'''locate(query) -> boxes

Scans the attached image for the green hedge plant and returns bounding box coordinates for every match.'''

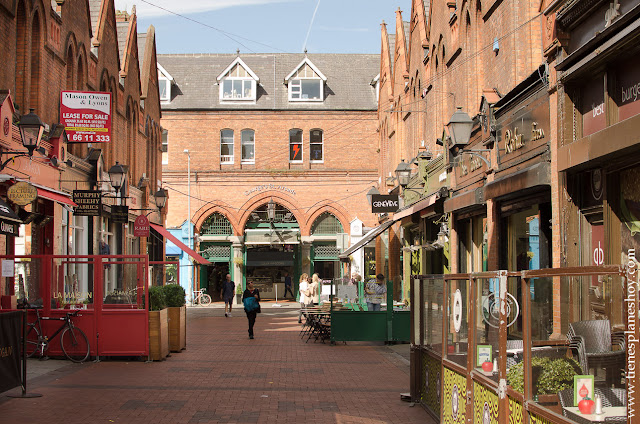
[163,284,186,307]
[148,286,167,311]
[507,356,581,395]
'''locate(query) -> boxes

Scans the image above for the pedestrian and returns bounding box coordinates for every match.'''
[242,281,261,339]
[298,273,311,323]
[309,273,320,305]
[364,273,387,311]
[283,271,294,299]
[220,273,235,317]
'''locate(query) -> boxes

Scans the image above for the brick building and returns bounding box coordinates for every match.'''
[0,1,163,303]
[158,53,379,301]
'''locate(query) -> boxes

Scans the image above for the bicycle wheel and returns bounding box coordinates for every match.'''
[200,294,212,306]
[60,326,90,363]
[24,324,41,358]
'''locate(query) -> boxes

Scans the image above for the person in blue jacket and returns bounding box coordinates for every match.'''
[242,281,261,339]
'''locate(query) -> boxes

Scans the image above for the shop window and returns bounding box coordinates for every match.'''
[241,129,255,163]
[422,276,444,351]
[289,128,303,162]
[310,129,323,162]
[578,75,605,138]
[220,129,234,163]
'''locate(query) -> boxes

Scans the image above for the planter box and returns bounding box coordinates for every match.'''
[536,393,561,415]
[168,305,186,352]
[149,308,169,361]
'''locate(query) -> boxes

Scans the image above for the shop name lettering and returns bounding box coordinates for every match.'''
[622,81,640,104]
[459,156,483,176]
[627,248,638,418]
[503,122,545,154]
[1,221,17,234]
[75,192,101,210]
[244,185,296,196]
[372,199,398,208]
[62,92,109,107]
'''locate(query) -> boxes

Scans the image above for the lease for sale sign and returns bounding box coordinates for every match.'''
[61,91,111,143]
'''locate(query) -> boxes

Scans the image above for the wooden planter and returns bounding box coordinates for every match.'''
[168,305,186,352]
[536,393,561,414]
[149,308,169,361]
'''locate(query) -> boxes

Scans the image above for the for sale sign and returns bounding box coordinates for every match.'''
[61,91,111,143]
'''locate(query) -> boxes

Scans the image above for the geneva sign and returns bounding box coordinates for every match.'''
[371,194,399,213]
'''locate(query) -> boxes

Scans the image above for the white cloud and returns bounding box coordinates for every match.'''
[114,0,296,18]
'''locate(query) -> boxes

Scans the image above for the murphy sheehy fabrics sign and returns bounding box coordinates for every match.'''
[244,185,296,196]
[371,195,399,213]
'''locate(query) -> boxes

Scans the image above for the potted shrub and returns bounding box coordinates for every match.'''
[163,284,186,352]
[507,356,581,413]
[236,281,243,304]
[148,286,169,361]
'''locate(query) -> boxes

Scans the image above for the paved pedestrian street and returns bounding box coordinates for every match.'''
[1,306,433,424]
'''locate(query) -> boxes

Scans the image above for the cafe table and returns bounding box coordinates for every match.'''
[562,406,626,424]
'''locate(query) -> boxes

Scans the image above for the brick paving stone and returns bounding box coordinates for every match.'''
[0,307,435,424]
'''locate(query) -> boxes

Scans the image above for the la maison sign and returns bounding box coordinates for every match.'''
[371,194,399,213]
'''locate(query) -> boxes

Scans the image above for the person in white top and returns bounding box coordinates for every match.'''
[309,273,320,305]
[298,273,311,324]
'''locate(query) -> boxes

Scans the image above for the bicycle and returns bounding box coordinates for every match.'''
[25,307,91,363]
[193,288,212,306]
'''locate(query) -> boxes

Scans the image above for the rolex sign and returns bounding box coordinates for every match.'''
[371,194,399,213]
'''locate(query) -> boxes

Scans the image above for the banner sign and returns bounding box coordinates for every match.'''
[73,190,102,216]
[111,205,129,223]
[0,311,22,393]
[60,91,111,143]
[133,215,150,237]
[371,194,399,213]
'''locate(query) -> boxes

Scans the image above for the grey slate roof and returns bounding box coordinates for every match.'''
[89,0,101,39]
[117,21,129,66]
[157,53,379,111]
[138,33,147,65]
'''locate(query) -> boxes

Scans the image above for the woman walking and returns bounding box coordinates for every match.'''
[242,281,261,339]
[298,273,310,323]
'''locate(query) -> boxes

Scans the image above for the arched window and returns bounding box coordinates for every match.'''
[289,128,302,162]
[310,129,323,162]
[311,212,343,235]
[201,213,233,235]
[29,10,42,112]
[76,55,84,90]
[241,129,255,163]
[220,129,234,163]
[66,46,74,90]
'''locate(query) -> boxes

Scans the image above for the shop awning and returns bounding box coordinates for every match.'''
[36,187,78,207]
[150,223,211,265]
[393,192,439,220]
[339,219,396,259]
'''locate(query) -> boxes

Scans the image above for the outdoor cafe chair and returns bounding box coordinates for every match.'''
[567,320,625,386]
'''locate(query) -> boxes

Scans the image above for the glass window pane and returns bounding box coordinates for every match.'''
[310,129,322,143]
[290,143,302,161]
[223,80,232,98]
[289,129,302,143]
[301,80,321,100]
[159,80,167,99]
[242,130,254,143]
[310,143,322,161]
[232,80,242,98]
[243,81,253,98]
[242,144,254,160]
[422,277,444,353]
[446,279,468,367]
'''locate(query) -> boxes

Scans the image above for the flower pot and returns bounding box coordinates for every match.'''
[167,305,186,352]
[149,308,169,361]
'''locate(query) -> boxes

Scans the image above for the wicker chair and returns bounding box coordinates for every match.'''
[558,387,626,424]
[567,320,625,387]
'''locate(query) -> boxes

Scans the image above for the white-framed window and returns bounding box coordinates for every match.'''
[220,129,234,164]
[157,64,174,103]
[310,129,323,162]
[161,129,168,165]
[289,128,303,162]
[241,129,255,163]
[285,59,326,102]
[159,77,171,102]
[217,58,259,102]
[127,220,139,255]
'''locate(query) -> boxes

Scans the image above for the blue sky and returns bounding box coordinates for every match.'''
[114,0,412,54]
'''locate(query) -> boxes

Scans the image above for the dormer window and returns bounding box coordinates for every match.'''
[157,63,174,103]
[217,57,259,102]
[285,58,327,102]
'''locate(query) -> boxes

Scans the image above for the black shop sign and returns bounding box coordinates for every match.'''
[371,195,399,213]
[73,190,102,216]
[111,205,129,223]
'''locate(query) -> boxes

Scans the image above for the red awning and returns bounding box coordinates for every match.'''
[36,188,78,207]
[150,223,210,265]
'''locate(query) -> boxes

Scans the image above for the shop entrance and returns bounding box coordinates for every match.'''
[206,263,230,302]
[243,201,300,299]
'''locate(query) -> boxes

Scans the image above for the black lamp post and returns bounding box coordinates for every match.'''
[18,109,46,156]
[108,161,126,197]
[154,188,167,211]
[446,107,474,149]
[394,159,412,188]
